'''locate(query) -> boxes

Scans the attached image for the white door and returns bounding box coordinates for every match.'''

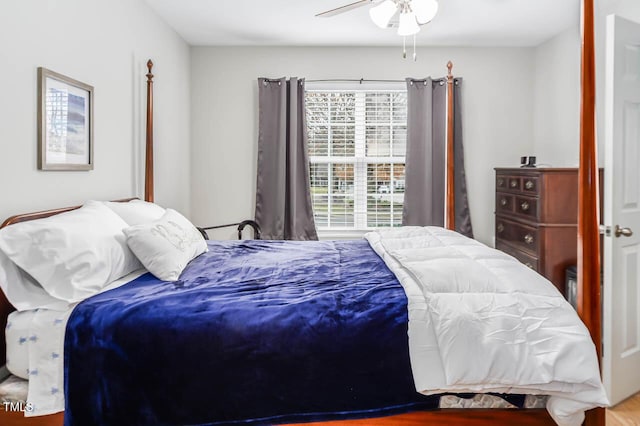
[603,14,640,406]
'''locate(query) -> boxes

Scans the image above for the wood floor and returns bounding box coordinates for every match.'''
[0,402,636,426]
[607,393,640,425]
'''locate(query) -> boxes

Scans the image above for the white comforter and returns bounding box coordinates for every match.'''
[365,227,608,426]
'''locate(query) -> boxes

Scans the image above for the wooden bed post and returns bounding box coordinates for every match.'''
[578,0,605,425]
[145,60,155,203]
[445,61,455,230]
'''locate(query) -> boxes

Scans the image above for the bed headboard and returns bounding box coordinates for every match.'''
[1,198,138,228]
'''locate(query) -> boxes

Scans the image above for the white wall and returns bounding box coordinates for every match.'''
[532,25,581,167]
[0,0,191,222]
[190,46,536,245]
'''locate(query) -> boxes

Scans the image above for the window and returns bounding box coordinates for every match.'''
[305,86,407,232]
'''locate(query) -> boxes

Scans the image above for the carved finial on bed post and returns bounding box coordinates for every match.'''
[146,60,154,80]
[145,60,154,203]
[445,61,455,231]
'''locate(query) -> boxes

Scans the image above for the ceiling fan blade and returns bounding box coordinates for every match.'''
[315,0,374,17]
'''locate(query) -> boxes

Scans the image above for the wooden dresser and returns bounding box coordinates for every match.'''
[494,168,579,296]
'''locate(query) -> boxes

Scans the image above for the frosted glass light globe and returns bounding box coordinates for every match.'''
[369,0,397,28]
[398,11,420,36]
[411,0,438,24]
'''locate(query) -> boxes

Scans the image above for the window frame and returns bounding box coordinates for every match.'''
[305,82,407,238]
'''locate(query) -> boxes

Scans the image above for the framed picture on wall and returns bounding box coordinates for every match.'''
[38,67,94,171]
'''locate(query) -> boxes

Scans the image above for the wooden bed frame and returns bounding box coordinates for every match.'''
[0,1,604,424]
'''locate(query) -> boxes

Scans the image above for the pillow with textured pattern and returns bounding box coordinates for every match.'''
[123,209,207,281]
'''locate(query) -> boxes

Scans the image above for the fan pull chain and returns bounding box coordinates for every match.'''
[403,36,407,59]
[413,34,417,61]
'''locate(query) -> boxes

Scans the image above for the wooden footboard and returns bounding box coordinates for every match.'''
[285,409,556,426]
[0,408,554,426]
[0,409,63,426]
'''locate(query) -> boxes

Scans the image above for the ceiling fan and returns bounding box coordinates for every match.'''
[315,0,439,60]
[315,0,439,36]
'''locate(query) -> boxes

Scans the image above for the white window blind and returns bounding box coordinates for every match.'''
[305,87,407,230]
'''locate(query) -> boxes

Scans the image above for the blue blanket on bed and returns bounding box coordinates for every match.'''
[63,240,435,425]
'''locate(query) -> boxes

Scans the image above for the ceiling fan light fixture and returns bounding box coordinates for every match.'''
[369,0,397,29]
[411,0,439,24]
[397,10,420,36]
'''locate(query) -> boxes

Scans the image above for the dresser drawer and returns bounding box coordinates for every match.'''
[496,241,539,271]
[495,218,539,254]
[496,193,514,215]
[496,173,540,195]
[514,195,538,220]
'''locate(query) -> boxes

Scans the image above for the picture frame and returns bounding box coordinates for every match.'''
[38,67,94,171]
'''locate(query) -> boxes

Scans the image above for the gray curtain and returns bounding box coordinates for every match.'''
[402,77,473,238]
[454,79,473,238]
[403,78,446,226]
[254,77,318,240]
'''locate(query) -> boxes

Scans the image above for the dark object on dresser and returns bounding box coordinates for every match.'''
[520,156,537,168]
[494,168,580,296]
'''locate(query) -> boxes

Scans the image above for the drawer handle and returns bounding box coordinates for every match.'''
[500,198,508,207]
[498,178,505,187]
[510,180,518,188]
[520,201,530,211]
[524,234,534,244]
[525,262,534,269]
[525,180,534,190]
[497,223,504,233]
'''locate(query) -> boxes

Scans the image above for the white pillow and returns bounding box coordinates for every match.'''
[104,199,166,226]
[123,209,207,281]
[0,250,70,311]
[0,201,141,303]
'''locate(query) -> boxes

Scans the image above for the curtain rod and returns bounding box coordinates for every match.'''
[260,78,404,84]
[307,79,404,83]
[306,77,461,83]
[261,77,461,85]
